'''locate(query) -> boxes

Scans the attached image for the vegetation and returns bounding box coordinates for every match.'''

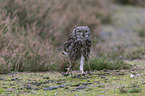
[0,0,145,95]
[115,0,145,6]
[0,0,119,74]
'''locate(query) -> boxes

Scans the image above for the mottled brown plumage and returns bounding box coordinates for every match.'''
[63,26,91,74]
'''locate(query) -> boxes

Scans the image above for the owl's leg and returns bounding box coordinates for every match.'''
[80,54,85,74]
[66,60,72,75]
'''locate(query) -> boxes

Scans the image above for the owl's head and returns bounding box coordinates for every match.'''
[73,26,91,41]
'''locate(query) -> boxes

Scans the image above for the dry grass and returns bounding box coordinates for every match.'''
[0,0,118,74]
[0,9,56,73]
[1,0,112,45]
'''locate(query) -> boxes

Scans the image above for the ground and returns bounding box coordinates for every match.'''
[0,3,145,96]
[0,62,145,96]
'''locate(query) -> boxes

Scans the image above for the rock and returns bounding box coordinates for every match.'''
[43,86,58,91]
[81,83,92,86]
[32,90,37,94]
[85,88,93,91]
[59,85,66,88]
[118,72,124,75]
[36,83,41,86]
[25,85,32,90]
[27,79,31,81]
[57,82,61,85]
[76,86,86,90]
[34,88,40,90]
[9,83,14,86]
[64,87,69,89]
[81,77,87,80]
[2,87,7,89]
[43,80,53,84]
[130,74,135,78]
[18,87,23,90]
[0,78,4,81]
[71,75,77,78]
[100,76,105,79]
[77,74,82,78]
[71,89,76,92]
[7,88,12,92]
[71,84,80,87]
[43,77,50,79]
[87,80,90,82]
[54,92,58,95]
[11,78,16,81]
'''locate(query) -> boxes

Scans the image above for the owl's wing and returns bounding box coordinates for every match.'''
[83,38,91,61]
[63,34,75,52]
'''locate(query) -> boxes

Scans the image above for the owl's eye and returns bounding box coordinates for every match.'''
[78,31,81,33]
[85,31,88,33]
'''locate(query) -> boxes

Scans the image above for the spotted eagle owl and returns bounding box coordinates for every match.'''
[62,26,91,75]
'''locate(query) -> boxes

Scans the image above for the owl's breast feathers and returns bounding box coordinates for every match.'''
[64,34,91,61]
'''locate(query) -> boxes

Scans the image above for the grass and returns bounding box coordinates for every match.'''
[114,0,145,6]
[0,0,113,73]
[84,55,131,71]
[0,0,145,95]
[0,67,145,96]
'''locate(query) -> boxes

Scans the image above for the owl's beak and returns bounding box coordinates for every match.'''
[82,32,85,37]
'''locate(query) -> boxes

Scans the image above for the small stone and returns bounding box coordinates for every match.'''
[18,87,23,90]
[64,87,69,89]
[71,84,80,87]
[57,82,61,85]
[54,92,58,95]
[77,74,82,78]
[81,83,92,86]
[43,77,50,79]
[87,80,90,82]
[9,83,14,86]
[32,90,37,94]
[25,86,31,90]
[59,85,66,88]
[43,86,58,91]
[130,74,135,78]
[2,87,7,89]
[34,88,40,90]
[71,75,77,78]
[85,88,93,91]
[27,79,31,81]
[11,78,16,81]
[76,86,86,90]
[71,89,76,92]
[0,78,4,81]
[36,83,41,86]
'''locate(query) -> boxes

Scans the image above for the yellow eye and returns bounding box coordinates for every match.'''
[85,31,88,33]
[78,31,81,33]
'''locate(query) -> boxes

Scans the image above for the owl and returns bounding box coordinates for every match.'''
[62,26,91,75]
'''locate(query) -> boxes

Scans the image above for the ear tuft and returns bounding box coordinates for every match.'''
[74,26,77,28]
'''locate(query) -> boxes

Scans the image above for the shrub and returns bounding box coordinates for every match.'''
[115,0,145,6]
[1,0,112,46]
[0,9,57,74]
[124,48,145,60]
[84,54,131,71]
[0,0,112,74]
